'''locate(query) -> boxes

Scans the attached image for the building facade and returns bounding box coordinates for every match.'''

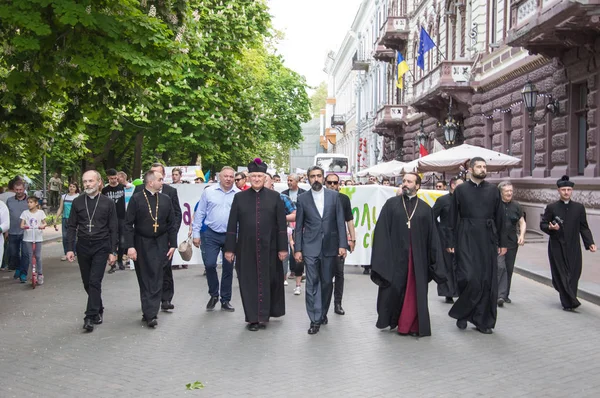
[326,0,600,235]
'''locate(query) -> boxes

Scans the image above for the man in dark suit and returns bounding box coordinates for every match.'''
[134,163,182,311]
[294,166,347,335]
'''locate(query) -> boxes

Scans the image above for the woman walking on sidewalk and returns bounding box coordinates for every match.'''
[56,183,79,261]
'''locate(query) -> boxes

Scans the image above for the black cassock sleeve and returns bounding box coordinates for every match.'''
[224,194,239,253]
[167,201,177,249]
[579,204,595,250]
[427,208,447,284]
[494,190,507,248]
[540,204,557,236]
[123,194,138,250]
[107,199,119,253]
[370,201,394,289]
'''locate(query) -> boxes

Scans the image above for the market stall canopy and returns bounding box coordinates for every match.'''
[356,160,406,177]
[415,144,521,172]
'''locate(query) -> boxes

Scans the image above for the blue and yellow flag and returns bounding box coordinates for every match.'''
[396,52,409,89]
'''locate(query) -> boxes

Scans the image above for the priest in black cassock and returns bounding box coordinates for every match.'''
[432,176,463,303]
[447,157,507,334]
[540,175,596,311]
[124,171,177,328]
[370,173,446,337]
[224,159,288,332]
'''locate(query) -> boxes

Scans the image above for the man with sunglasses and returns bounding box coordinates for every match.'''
[325,173,356,316]
[234,172,249,191]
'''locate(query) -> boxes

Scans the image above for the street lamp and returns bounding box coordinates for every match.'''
[443,96,459,147]
[521,80,560,121]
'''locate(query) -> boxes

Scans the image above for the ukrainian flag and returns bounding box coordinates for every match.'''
[396,52,409,90]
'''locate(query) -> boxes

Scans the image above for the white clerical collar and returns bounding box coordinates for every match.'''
[562,200,570,204]
[407,194,416,199]
[87,193,99,199]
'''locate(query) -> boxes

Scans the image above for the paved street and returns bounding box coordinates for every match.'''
[1,240,600,398]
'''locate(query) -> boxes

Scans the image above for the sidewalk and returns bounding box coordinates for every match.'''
[514,232,600,305]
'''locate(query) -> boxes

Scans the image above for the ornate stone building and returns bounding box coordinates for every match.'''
[328,0,600,234]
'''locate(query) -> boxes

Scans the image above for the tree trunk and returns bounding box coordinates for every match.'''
[90,130,121,168]
[188,152,198,166]
[132,132,144,180]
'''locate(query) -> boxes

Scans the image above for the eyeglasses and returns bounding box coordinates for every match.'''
[326,181,339,185]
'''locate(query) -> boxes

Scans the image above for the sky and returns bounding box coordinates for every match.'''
[268,0,364,89]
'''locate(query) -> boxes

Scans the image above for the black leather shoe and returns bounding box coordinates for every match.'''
[456,319,467,330]
[83,318,94,332]
[409,332,419,337]
[320,315,328,325]
[476,326,493,334]
[107,265,117,274]
[247,323,259,332]
[308,324,320,335]
[221,301,235,312]
[334,304,345,315]
[147,317,158,328]
[504,298,512,304]
[445,297,454,304]
[92,314,103,325]
[563,307,575,312]
[363,267,371,275]
[497,298,505,307]
[161,301,175,311]
[206,296,219,311]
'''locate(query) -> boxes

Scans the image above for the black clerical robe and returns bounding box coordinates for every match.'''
[432,192,457,298]
[447,180,506,330]
[540,200,595,309]
[370,195,446,337]
[124,189,177,320]
[224,188,288,324]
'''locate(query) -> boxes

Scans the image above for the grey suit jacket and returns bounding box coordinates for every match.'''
[294,189,347,257]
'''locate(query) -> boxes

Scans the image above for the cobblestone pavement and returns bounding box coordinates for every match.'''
[1,241,599,397]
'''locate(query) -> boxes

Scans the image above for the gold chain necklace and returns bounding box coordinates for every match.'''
[402,196,419,229]
[143,189,160,233]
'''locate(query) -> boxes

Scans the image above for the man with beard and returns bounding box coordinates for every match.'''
[294,166,347,335]
[497,181,526,307]
[371,173,446,337]
[447,157,507,334]
[66,170,118,332]
[125,171,177,328]
[540,176,596,311]
[324,173,356,316]
[134,163,181,309]
[432,177,463,303]
[224,159,288,332]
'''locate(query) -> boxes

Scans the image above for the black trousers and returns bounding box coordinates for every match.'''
[77,239,109,319]
[334,256,344,305]
[136,257,174,303]
[117,219,125,266]
[498,246,518,300]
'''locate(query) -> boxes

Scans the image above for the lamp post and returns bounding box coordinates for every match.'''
[521,81,560,174]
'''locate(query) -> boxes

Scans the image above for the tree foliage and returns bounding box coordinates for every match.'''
[310,81,328,119]
[0,0,310,183]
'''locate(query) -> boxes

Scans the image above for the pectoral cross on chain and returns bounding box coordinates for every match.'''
[153,222,159,233]
[87,223,94,232]
[407,220,411,229]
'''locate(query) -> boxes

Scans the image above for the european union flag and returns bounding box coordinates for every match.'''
[417,27,436,70]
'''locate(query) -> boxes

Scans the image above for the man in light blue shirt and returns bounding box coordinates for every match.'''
[192,166,239,312]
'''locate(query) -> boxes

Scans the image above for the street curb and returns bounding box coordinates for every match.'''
[514,266,600,307]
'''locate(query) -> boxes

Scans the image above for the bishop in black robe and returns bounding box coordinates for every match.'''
[224,187,288,326]
[432,192,458,300]
[447,179,506,332]
[124,188,177,324]
[370,195,446,337]
[540,195,595,310]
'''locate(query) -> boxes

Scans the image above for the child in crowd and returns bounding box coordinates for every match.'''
[20,196,46,284]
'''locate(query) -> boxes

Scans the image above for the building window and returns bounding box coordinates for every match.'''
[396,137,404,160]
[485,118,493,149]
[489,0,497,52]
[575,83,589,175]
[503,112,512,155]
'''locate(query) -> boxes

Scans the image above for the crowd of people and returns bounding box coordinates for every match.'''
[0,157,595,335]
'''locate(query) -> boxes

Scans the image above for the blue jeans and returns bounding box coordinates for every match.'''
[62,220,77,255]
[9,234,30,276]
[200,228,233,303]
[24,241,43,275]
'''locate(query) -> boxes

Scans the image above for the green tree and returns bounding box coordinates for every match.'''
[310,81,327,118]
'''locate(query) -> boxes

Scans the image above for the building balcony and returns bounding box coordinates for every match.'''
[372,45,395,62]
[507,0,600,59]
[408,61,473,119]
[331,114,346,127]
[351,52,369,71]
[378,15,409,52]
[373,104,408,136]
